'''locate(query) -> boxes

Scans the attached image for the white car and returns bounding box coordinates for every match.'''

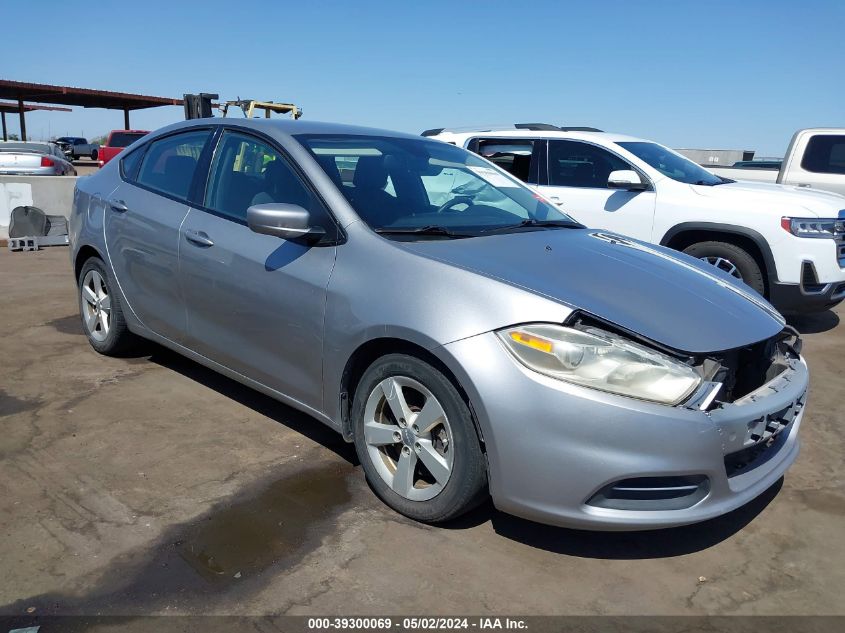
[427,124,845,313]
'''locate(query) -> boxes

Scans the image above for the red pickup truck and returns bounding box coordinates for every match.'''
[97,130,149,168]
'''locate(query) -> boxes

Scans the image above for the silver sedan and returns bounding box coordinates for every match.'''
[69,119,807,530]
[0,141,77,175]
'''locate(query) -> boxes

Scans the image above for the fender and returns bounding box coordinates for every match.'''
[659,221,779,283]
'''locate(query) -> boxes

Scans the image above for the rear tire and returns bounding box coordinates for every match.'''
[78,257,138,356]
[352,354,487,523]
[683,240,766,296]
[90,149,98,161]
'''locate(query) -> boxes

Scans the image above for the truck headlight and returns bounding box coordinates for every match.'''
[497,324,701,406]
[781,216,844,239]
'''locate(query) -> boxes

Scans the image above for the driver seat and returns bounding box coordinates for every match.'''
[349,156,401,226]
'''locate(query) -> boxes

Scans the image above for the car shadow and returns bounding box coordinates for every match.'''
[442,478,783,559]
[144,345,358,466]
[133,344,780,559]
[787,309,840,334]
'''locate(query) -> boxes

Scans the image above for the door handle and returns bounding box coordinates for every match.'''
[109,199,128,212]
[548,196,565,206]
[184,229,214,247]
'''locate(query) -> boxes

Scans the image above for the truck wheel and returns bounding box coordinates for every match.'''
[91,149,98,161]
[683,241,765,295]
[352,354,487,523]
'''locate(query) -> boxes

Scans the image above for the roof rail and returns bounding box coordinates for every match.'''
[559,126,604,132]
[421,124,605,136]
[514,123,561,131]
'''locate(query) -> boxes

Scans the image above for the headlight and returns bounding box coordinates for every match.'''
[497,324,701,405]
[781,216,844,239]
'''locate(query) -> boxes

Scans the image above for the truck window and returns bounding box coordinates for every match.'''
[549,140,630,188]
[801,135,845,175]
[110,132,148,148]
[474,139,536,182]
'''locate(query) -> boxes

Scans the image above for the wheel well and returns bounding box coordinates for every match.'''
[339,337,484,448]
[74,245,102,284]
[664,229,769,289]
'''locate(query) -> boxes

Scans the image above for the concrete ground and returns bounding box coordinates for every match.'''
[0,247,843,617]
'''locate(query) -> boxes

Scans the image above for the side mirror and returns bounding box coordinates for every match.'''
[607,170,647,191]
[246,203,325,242]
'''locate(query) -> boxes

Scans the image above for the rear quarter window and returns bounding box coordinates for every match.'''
[801,135,845,175]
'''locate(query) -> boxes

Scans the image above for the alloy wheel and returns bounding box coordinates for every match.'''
[363,376,454,502]
[701,256,743,281]
[81,269,111,342]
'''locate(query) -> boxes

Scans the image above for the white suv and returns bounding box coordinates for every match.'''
[427,124,845,313]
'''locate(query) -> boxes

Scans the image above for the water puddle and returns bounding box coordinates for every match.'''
[47,314,84,335]
[174,462,353,585]
[0,389,42,416]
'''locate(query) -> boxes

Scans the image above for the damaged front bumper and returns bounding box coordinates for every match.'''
[438,331,808,530]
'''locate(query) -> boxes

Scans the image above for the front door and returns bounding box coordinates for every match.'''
[178,129,338,411]
[103,128,212,342]
[541,139,656,240]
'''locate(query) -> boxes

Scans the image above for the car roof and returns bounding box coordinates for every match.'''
[429,127,647,145]
[149,118,425,142]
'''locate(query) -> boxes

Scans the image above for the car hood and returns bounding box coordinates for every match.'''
[691,180,845,216]
[400,229,785,354]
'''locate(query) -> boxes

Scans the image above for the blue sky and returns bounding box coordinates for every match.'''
[4,0,843,156]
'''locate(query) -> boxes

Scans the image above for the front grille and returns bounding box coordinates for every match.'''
[724,391,805,478]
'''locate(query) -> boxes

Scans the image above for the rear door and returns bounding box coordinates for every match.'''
[104,128,212,342]
[178,129,339,411]
[540,139,656,239]
[467,137,543,189]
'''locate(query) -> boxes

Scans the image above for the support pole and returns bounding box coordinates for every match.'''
[123,108,130,130]
[18,98,26,141]
[1,111,7,141]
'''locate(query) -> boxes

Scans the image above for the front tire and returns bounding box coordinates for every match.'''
[352,354,487,523]
[78,257,138,356]
[683,240,766,296]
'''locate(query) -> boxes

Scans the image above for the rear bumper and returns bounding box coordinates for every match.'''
[439,332,808,531]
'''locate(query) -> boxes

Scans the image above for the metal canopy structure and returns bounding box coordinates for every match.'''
[0,101,71,141]
[0,79,183,140]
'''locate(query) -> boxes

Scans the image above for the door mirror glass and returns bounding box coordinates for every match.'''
[607,169,647,191]
[247,203,323,241]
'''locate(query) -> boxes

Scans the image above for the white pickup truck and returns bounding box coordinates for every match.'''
[427,124,845,313]
[709,128,845,196]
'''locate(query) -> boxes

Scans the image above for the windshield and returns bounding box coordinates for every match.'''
[617,141,723,186]
[109,132,147,148]
[296,134,577,237]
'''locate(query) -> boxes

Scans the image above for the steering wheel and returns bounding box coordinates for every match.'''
[436,196,475,213]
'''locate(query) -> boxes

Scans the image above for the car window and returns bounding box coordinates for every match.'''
[297,134,577,235]
[135,130,210,200]
[548,140,631,188]
[617,141,722,186]
[204,130,315,223]
[120,147,146,181]
[801,135,845,175]
[474,139,536,182]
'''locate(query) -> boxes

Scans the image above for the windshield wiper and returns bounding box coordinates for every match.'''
[375,225,465,238]
[480,218,580,234]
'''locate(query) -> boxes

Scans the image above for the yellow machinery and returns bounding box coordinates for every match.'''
[219,99,302,120]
